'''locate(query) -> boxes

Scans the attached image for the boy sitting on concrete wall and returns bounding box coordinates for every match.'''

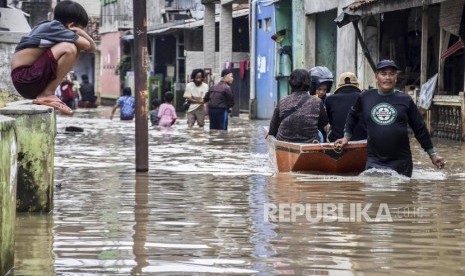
[10,0,96,115]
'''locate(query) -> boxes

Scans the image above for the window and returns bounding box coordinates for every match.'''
[265,18,271,31]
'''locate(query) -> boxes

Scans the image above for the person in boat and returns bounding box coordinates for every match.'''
[268,69,329,143]
[335,60,445,177]
[325,72,367,142]
[309,66,333,102]
[309,66,334,141]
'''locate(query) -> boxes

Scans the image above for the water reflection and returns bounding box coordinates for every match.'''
[132,173,149,275]
[9,107,465,275]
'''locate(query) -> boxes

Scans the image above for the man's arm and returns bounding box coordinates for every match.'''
[268,106,280,137]
[335,95,362,148]
[183,83,206,104]
[225,86,234,107]
[407,99,446,170]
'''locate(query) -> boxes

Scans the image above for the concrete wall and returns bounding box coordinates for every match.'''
[304,0,339,14]
[0,32,25,107]
[73,0,101,17]
[304,0,357,86]
[0,115,17,276]
[0,104,56,213]
[100,32,123,99]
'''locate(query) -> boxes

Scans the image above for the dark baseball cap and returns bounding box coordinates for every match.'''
[376,59,398,71]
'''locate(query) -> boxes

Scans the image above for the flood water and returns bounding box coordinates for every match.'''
[9,107,465,275]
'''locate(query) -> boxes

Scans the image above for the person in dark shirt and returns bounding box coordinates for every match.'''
[325,72,367,142]
[79,74,96,105]
[335,60,445,177]
[268,69,329,143]
[204,69,234,130]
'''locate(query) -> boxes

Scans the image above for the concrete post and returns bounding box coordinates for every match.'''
[292,0,304,69]
[219,3,233,72]
[0,114,17,276]
[203,3,216,70]
[0,103,55,212]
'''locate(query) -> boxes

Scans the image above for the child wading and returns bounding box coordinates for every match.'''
[10,1,96,115]
[158,92,177,127]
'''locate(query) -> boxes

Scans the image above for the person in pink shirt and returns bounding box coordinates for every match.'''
[158,92,177,127]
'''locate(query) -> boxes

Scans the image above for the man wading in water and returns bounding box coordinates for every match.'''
[335,60,445,177]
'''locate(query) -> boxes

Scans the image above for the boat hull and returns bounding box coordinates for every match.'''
[266,130,367,174]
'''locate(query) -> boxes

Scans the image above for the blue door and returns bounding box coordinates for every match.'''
[255,4,277,119]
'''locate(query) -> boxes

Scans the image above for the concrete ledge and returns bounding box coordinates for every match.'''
[0,103,56,212]
[0,114,17,276]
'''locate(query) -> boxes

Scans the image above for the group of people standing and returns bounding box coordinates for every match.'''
[182,68,235,130]
[268,60,445,177]
[111,68,234,131]
[56,72,96,110]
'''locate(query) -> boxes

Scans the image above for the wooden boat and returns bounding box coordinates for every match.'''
[264,128,367,174]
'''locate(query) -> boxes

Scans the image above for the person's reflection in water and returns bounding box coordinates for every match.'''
[131,173,149,275]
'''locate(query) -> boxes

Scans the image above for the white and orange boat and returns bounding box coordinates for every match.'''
[264,128,367,174]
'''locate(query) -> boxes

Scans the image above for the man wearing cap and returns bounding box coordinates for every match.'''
[335,59,445,177]
[325,72,367,142]
[204,69,234,130]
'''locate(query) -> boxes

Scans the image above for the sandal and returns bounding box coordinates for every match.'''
[32,98,73,115]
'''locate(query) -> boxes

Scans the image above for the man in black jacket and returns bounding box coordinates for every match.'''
[204,69,234,130]
[335,60,445,177]
[325,72,366,142]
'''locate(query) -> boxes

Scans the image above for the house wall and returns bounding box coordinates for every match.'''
[148,0,165,28]
[304,0,338,14]
[100,0,133,34]
[73,0,100,17]
[304,0,357,88]
[100,32,123,99]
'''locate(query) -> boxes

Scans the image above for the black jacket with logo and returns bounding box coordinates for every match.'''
[345,89,434,175]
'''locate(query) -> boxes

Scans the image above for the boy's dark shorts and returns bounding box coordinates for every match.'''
[11,48,57,99]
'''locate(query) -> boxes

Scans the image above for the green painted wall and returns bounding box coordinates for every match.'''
[276,0,292,99]
[0,115,17,276]
[0,104,56,212]
[291,0,304,69]
[315,9,338,76]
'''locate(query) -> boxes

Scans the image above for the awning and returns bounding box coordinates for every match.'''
[335,0,448,28]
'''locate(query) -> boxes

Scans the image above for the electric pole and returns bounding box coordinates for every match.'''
[133,0,148,172]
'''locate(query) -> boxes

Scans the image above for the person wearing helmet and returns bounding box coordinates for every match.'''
[309,66,334,102]
[325,72,367,142]
[309,66,334,141]
[268,69,329,143]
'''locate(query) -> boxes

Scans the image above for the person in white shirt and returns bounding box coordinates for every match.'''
[183,69,209,128]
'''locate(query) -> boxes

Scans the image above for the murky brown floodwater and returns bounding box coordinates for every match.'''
[8,107,465,275]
